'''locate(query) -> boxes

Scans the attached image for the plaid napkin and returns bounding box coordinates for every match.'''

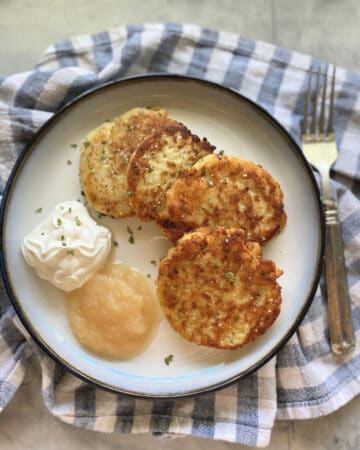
[1,23,360,447]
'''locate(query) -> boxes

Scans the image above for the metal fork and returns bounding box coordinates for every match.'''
[302,66,355,355]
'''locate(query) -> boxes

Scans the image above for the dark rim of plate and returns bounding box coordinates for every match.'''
[0,74,325,398]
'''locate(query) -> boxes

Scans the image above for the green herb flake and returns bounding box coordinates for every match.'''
[128,235,135,245]
[70,144,77,148]
[113,240,119,247]
[150,260,157,266]
[67,249,75,255]
[62,242,67,247]
[219,150,225,156]
[35,208,43,213]
[67,160,72,165]
[41,232,45,236]
[75,216,82,226]
[123,156,129,165]
[146,274,151,278]
[126,226,134,235]
[137,225,142,231]
[98,149,107,161]
[61,235,65,241]
[164,354,174,366]
[57,218,62,226]
[68,207,72,213]
[147,166,153,173]
[225,271,236,284]
[82,141,90,148]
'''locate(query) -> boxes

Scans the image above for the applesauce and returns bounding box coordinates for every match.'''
[66,262,162,358]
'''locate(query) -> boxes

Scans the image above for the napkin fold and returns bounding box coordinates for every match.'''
[1,23,359,447]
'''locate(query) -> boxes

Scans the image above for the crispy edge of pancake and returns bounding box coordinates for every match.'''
[163,153,287,243]
[156,227,283,350]
[157,219,193,242]
[126,123,215,221]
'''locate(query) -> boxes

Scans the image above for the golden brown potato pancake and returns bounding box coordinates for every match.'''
[80,107,172,218]
[126,124,215,221]
[163,154,286,243]
[157,227,282,350]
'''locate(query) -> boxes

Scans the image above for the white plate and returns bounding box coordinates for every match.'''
[0,75,324,397]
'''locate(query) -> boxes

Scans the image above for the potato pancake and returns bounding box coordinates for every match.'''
[164,154,286,243]
[126,124,215,221]
[80,107,171,218]
[157,227,282,350]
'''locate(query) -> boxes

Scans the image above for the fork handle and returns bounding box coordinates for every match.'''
[324,200,355,355]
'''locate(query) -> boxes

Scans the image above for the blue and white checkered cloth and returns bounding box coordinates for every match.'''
[1,23,360,447]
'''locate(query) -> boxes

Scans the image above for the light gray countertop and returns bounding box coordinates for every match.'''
[1,1,360,448]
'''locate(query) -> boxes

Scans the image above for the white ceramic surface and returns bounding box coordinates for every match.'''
[1,76,323,397]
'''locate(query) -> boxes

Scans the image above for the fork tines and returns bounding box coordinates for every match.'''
[302,65,336,142]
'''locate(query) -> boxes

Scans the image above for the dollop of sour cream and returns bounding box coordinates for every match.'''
[22,201,112,292]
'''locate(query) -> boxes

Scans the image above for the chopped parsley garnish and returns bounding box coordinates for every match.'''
[128,235,135,244]
[99,150,107,161]
[61,235,65,241]
[113,240,119,247]
[68,207,72,213]
[164,354,174,365]
[57,218,62,226]
[225,271,236,284]
[67,160,72,165]
[70,144,77,148]
[123,156,129,165]
[126,226,134,235]
[150,260,157,265]
[82,141,90,148]
[146,274,151,278]
[219,150,225,156]
[67,249,75,255]
[147,166,153,173]
[35,208,42,213]
[75,216,81,226]
[138,225,142,231]
[41,232,45,236]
